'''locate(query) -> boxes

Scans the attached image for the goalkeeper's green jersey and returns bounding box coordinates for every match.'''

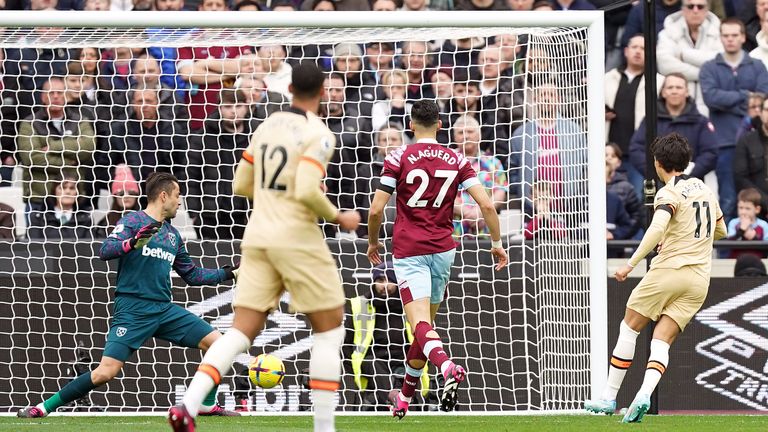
[99,210,225,302]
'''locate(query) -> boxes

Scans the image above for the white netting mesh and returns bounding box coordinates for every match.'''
[0,18,600,413]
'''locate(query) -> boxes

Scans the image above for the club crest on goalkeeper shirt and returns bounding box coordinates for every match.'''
[107,211,188,302]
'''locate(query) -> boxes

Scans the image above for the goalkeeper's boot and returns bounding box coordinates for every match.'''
[168,404,195,432]
[17,407,46,418]
[198,403,241,416]
[584,398,616,415]
[439,363,466,412]
[388,389,409,420]
[621,393,651,423]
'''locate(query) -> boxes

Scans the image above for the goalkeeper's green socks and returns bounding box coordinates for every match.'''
[198,386,219,412]
[40,371,97,414]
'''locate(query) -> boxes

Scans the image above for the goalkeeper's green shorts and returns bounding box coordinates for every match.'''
[103,295,215,362]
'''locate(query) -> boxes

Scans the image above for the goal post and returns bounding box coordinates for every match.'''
[0,10,606,413]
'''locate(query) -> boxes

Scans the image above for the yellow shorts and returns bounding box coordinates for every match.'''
[626,265,709,331]
[233,246,345,314]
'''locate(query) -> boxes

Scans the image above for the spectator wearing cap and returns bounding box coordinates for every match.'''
[333,43,378,117]
[363,42,396,87]
[343,261,436,410]
[734,253,768,277]
[92,164,140,238]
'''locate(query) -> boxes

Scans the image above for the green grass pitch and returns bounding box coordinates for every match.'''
[0,415,766,432]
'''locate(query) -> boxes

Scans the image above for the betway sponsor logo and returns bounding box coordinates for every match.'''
[695,282,768,409]
[141,245,176,263]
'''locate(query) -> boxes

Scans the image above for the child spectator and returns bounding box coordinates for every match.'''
[735,92,766,142]
[605,162,635,242]
[727,188,768,258]
[606,143,643,237]
[93,165,140,238]
[524,181,566,241]
[28,176,93,241]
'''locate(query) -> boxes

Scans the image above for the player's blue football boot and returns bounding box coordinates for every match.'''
[622,393,651,423]
[584,398,617,415]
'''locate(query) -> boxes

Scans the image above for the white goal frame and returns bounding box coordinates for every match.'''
[0,9,606,410]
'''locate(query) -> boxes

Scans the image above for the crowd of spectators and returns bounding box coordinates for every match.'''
[0,0,766,261]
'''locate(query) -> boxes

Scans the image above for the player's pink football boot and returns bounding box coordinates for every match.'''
[168,404,196,432]
[17,407,46,418]
[388,389,409,419]
[440,363,466,412]
[198,403,240,416]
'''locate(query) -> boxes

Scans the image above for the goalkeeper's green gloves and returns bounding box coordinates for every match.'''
[222,263,240,282]
[121,221,162,253]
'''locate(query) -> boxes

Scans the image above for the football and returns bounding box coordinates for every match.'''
[248,354,286,389]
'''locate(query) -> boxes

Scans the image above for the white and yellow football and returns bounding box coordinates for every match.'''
[248,354,286,389]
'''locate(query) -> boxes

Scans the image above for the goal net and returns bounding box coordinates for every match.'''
[0,11,606,413]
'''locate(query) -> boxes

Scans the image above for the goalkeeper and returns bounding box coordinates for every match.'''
[19,172,239,418]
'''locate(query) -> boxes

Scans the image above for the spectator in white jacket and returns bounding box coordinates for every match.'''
[656,0,723,116]
[371,69,412,132]
[605,34,662,198]
[750,13,768,65]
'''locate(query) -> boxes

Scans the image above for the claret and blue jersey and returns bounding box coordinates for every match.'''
[99,210,226,303]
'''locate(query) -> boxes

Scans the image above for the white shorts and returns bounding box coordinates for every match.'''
[393,249,456,305]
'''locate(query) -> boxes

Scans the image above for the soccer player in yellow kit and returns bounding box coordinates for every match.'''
[169,61,359,432]
[585,133,727,422]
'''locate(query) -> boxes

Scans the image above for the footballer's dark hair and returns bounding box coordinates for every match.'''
[146,172,179,202]
[291,61,326,99]
[410,99,440,128]
[650,132,692,173]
